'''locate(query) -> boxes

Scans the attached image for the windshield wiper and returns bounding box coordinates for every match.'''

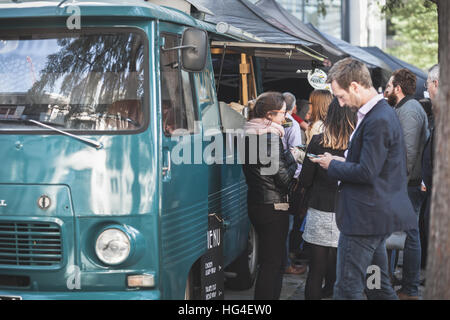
[26,119,103,149]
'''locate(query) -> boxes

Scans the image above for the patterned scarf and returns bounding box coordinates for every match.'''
[244,118,285,137]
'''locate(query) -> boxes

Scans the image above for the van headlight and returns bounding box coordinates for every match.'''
[95,228,131,265]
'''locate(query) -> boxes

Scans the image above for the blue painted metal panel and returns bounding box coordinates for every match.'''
[156,20,209,299]
[0,0,217,33]
[0,16,161,298]
[0,1,250,300]
[190,54,249,268]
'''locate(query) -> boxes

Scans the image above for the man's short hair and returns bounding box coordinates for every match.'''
[282,92,296,112]
[428,64,439,81]
[327,57,373,90]
[391,68,417,96]
[297,99,310,119]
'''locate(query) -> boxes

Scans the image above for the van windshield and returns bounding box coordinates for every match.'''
[0,30,145,132]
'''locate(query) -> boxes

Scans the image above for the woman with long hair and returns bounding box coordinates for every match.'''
[305,89,333,145]
[242,91,298,300]
[299,98,356,299]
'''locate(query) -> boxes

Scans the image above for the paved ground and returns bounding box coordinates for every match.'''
[225,253,425,300]
[224,270,307,300]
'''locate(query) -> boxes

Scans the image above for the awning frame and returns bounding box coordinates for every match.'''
[211,40,326,62]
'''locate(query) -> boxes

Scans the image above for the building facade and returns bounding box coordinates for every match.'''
[275,0,386,49]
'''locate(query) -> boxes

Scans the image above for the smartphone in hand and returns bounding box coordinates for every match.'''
[307,153,321,159]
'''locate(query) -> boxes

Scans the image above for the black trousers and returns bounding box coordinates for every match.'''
[305,243,337,300]
[248,203,289,300]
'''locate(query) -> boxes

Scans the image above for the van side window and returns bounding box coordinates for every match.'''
[160,33,197,136]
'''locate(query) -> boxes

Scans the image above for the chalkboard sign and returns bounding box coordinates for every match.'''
[200,213,224,300]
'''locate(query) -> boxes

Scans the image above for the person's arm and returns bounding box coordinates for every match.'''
[285,121,303,148]
[398,106,426,177]
[298,136,319,189]
[274,141,297,193]
[291,121,303,146]
[422,131,433,190]
[299,121,309,131]
[262,135,295,193]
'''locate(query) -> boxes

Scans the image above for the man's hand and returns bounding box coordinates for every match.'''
[309,152,345,170]
[290,147,306,164]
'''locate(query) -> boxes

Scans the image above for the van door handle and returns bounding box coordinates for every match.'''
[162,148,171,179]
[222,218,230,230]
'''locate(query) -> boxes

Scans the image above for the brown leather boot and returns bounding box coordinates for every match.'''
[285,264,307,275]
[397,290,419,300]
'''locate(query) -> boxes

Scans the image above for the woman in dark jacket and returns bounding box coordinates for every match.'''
[242,91,297,300]
[299,98,356,300]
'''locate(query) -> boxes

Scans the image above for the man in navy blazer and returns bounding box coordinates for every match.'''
[311,58,417,299]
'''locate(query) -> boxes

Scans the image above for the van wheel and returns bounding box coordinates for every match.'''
[225,224,258,290]
[184,262,201,300]
[184,271,194,300]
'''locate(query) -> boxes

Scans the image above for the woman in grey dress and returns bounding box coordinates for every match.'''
[299,98,356,299]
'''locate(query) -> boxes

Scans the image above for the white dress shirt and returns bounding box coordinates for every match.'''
[344,94,384,159]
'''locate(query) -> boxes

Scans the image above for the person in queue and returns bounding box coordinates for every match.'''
[420,64,440,273]
[310,58,416,299]
[242,91,298,300]
[384,68,429,300]
[300,98,356,299]
[305,89,333,145]
[282,92,308,275]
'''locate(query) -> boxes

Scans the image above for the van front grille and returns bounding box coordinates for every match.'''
[0,275,30,287]
[0,221,63,267]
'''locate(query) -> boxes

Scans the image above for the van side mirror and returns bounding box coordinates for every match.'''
[181,28,208,72]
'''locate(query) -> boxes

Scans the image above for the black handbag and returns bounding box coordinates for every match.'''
[289,183,309,218]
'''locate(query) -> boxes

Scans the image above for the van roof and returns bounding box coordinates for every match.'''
[0,0,217,32]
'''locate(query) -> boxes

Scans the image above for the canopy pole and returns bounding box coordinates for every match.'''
[240,53,250,105]
[295,47,325,62]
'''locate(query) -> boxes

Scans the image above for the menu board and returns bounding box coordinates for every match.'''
[200,213,224,300]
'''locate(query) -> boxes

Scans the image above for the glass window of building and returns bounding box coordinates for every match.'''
[276,0,342,39]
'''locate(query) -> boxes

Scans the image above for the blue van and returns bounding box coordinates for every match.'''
[0,0,258,300]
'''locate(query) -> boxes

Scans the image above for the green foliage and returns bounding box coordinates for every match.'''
[380,0,406,14]
[303,0,438,69]
[382,0,438,70]
[381,0,437,13]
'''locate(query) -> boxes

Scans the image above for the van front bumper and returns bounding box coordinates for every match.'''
[0,289,161,300]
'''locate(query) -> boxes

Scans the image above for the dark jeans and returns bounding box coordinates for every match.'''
[400,186,426,296]
[289,214,304,254]
[248,203,289,300]
[334,233,398,300]
[285,215,294,267]
[419,192,431,268]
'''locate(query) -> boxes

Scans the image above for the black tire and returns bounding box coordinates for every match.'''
[184,270,194,300]
[184,261,201,300]
[225,224,258,290]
